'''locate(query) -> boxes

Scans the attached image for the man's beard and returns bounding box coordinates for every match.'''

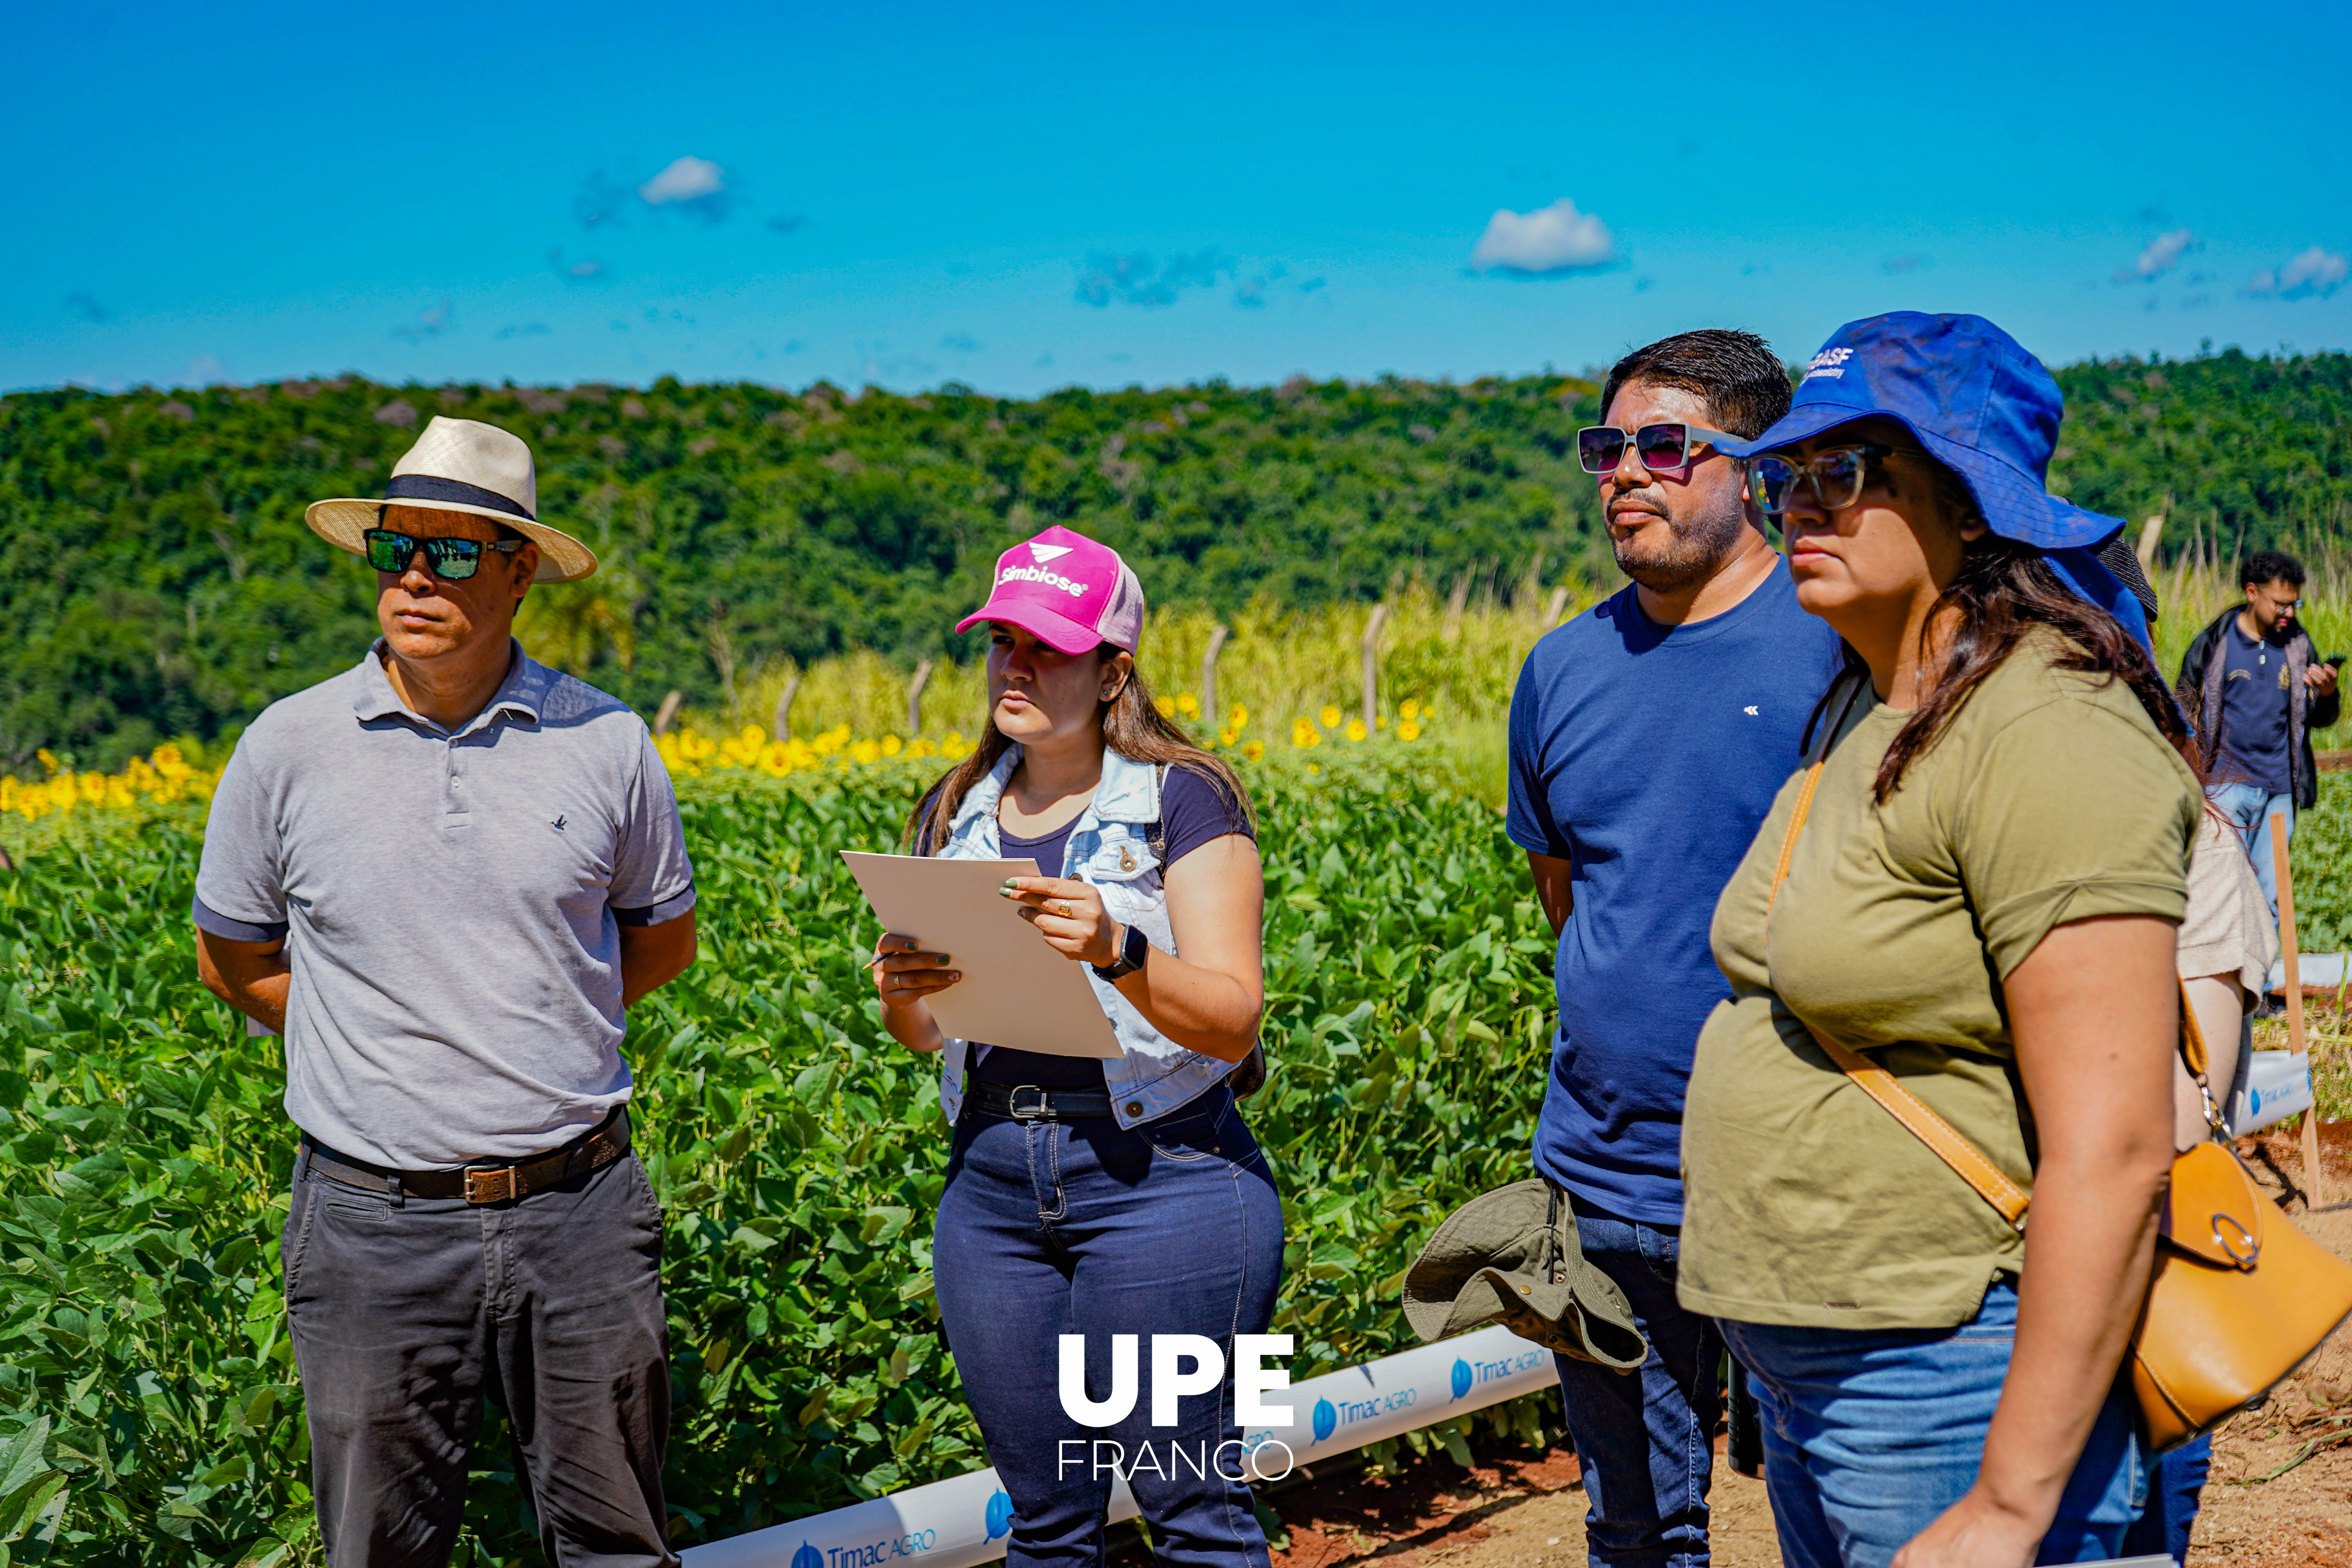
[1611,501,1747,594]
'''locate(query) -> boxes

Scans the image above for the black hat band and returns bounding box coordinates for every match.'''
[380,473,535,521]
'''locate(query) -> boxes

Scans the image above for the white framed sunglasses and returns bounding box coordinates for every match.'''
[1575,422,1741,476]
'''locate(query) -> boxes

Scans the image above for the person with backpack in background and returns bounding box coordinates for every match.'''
[869,524,1282,1568]
[2175,549,2341,918]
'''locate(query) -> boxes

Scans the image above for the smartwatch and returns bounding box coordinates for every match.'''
[1092,922,1149,981]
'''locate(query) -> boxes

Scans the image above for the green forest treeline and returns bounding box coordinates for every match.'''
[4,348,2350,773]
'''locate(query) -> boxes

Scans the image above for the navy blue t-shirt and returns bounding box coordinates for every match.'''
[2217,619,2294,794]
[1506,564,1844,1226]
[915,765,1254,1090]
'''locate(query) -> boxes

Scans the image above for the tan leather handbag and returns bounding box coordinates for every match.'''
[1766,678,2352,1451]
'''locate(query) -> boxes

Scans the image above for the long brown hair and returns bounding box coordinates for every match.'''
[1840,461,2189,803]
[906,649,1256,851]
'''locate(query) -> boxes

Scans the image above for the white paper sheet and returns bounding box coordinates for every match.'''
[840,852,1122,1059]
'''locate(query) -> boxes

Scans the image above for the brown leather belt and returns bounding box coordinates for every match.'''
[300,1106,632,1205]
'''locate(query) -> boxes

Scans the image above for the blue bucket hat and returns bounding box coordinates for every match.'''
[1719,311,2149,651]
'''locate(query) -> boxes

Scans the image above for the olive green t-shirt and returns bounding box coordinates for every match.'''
[1677,639,2199,1330]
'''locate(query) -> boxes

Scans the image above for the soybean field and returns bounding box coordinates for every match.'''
[0,753,1570,1565]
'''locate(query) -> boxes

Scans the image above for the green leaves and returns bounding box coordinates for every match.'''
[0,1417,69,1558]
[0,758,1570,1561]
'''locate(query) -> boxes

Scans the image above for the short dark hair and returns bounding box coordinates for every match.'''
[1599,329,1791,441]
[2242,549,2305,590]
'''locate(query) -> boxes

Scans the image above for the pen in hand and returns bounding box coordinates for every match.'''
[866,935,953,971]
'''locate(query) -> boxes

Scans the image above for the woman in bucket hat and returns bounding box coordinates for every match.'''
[869,524,1285,1568]
[1673,314,2199,1567]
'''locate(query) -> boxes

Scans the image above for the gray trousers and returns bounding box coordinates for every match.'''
[282,1142,678,1568]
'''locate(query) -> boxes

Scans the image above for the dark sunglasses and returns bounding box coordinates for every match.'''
[1575,422,1740,476]
[1748,445,1918,516]
[364,527,524,580]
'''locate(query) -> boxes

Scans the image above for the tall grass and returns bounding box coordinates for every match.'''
[694,552,2352,805]
[714,577,1611,803]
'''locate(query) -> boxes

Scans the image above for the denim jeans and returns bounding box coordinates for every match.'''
[1550,1207,1722,1568]
[2120,1432,2209,1564]
[2208,782,2295,919]
[1718,1283,2141,1568]
[932,1087,1285,1568]
[282,1141,676,1568]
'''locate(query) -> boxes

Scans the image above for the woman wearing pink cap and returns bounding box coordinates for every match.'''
[871,524,1283,1568]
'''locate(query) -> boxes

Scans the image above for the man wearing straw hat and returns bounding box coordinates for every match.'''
[192,416,697,1565]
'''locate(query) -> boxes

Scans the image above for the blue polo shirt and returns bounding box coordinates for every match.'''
[1506,564,1842,1226]
[2217,619,2294,794]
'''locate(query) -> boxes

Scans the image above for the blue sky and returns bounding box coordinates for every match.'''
[6,0,2348,397]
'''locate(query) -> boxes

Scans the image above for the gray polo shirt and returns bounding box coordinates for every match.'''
[194,641,695,1169]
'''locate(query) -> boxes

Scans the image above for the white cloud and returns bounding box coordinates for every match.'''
[2116,229,2199,283]
[548,247,608,281]
[392,300,452,343]
[639,155,725,206]
[2246,245,2349,300]
[1073,249,1236,308]
[181,354,227,385]
[1469,199,1617,274]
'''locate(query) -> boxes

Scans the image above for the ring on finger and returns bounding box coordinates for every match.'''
[1056,898,1074,918]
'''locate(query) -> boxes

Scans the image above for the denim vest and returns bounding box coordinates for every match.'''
[931,746,1235,1129]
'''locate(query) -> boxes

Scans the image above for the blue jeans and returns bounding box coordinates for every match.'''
[932,1087,1285,1568]
[2208,782,2295,919]
[2120,1432,2209,1564]
[1551,1207,1722,1568]
[1718,1284,2142,1568]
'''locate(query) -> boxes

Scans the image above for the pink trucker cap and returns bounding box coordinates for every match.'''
[955,524,1146,654]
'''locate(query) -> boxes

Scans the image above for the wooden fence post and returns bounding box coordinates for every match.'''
[772,672,801,742]
[1361,604,1391,733]
[906,659,935,738]
[653,690,683,737]
[2135,515,2164,574]
[1200,624,1230,732]
[2273,812,2326,1208]
[1544,585,1571,628]
[1443,572,1471,642]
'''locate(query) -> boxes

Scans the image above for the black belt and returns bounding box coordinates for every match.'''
[300,1106,632,1205]
[968,1082,1117,1122]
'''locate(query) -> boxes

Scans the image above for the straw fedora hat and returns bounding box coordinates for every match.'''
[305,416,597,583]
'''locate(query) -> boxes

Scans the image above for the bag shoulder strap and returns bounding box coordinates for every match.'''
[1800,1022,2033,1231]
[1763,670,2032,1234]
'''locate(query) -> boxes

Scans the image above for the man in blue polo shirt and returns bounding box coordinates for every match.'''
[1508,331,1841,1566]
[193,417,697,1566]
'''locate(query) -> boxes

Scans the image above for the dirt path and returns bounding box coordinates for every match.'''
[1231,1124,2352,1568]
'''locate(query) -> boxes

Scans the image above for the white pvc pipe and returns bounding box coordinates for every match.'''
[2229,1049,2314,1136]
[683,1325,1561,1568]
